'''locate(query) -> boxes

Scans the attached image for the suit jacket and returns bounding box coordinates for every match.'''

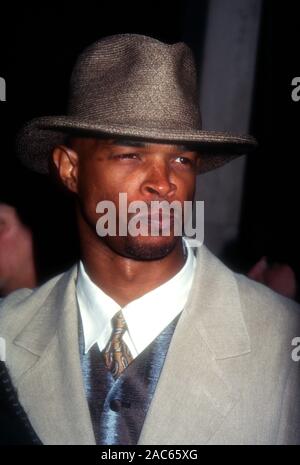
[0,245,299,445]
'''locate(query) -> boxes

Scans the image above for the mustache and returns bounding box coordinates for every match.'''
[129,203,181,221]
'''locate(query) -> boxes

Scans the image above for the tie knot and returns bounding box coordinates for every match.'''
[103,310,133,379]
[111,311,127,338]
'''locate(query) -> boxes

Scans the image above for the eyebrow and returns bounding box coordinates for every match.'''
[111,139,194,152]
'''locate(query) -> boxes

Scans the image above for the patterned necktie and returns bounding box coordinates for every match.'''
[103,310,133,379]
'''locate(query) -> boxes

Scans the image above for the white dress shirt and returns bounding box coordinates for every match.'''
[76,239,196,358]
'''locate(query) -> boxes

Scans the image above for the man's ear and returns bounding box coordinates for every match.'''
[52,145,79,193]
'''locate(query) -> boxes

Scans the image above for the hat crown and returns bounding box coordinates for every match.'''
[68,34,202,130]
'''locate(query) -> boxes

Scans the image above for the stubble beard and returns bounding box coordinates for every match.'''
[122,236,179,260]
[101,234,179,261]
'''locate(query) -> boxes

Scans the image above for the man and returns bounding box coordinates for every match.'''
[0,203,37,296]
[0,34,299,445]
[248,256,298,300]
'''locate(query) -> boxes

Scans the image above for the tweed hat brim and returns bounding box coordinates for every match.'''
[16,115,257,175]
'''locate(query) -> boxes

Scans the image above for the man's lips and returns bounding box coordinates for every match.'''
[133,210,175,222]
[130,211,179,235]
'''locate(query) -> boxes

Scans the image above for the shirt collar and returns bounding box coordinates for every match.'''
[76,238,196,355]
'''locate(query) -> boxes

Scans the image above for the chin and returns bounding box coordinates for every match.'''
[107,235,180,261]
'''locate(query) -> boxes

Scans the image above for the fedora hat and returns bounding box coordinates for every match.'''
[16,34,257,174]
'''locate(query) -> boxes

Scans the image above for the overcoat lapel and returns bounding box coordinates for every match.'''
[13,266,96,445]
[139,246,251,445]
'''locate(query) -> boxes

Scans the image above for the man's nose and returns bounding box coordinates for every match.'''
[140,161,176,199]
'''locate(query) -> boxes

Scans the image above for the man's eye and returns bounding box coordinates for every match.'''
[114,153,139,160]
[174,156,194,166]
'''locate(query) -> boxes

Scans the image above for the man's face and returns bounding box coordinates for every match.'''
[54,138,199,260]
[0,204,34,294]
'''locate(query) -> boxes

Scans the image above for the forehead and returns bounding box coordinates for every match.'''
[0,203,15,217]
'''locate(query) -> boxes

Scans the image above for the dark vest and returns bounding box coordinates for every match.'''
[0,361,42,445]
[79,315,180,445]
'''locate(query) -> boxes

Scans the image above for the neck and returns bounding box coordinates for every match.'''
[78,223,185,307]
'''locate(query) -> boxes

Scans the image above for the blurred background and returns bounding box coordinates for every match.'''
[0,0,299,298]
